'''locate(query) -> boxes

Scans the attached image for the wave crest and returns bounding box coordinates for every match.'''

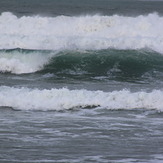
[0,12,163,53]
[0,49,162,76]
[0,86,163,111]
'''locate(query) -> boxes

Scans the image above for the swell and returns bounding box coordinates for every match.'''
[0,48,162,81]
[0,86,163,111]
[43,49,163,79]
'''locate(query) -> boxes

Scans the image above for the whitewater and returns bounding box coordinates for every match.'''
[0,86,163,111]
[0,12,163,52]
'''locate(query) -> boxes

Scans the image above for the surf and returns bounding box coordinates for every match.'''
[0,49,162,80]
[0,12,163,53]
[0,86,163,111]
[0,48,56,74]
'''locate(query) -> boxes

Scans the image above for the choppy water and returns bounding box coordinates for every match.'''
[1,109,163,163]
[0,0,163,162]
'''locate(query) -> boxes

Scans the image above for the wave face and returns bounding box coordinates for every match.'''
[0,86,163,111]
[0,49,163,78]
[43,50,163,78]
[1,12,163,53]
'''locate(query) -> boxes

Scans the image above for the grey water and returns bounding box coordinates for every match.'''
[0,108,163,163]
[0,0,163,162]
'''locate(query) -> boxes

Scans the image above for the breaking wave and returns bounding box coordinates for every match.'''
[0,12,163,53]
[0,86,162,111]
[0,48,55,74]
[0,48,162,78]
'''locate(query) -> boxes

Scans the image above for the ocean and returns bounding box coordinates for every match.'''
[0,0,163,162]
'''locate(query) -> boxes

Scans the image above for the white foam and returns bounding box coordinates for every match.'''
[0,86,162,111]
[0,12,163,53]
[0,50,54,74]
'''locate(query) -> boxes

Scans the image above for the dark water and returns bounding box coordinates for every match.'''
[0,0,163,162]
[1,0,163,16]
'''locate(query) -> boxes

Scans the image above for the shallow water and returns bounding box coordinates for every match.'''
[0,108,163,163]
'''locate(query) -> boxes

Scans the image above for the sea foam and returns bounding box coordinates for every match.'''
[0,86,162,111]
[0,12,163,53]
[0,50,55,74]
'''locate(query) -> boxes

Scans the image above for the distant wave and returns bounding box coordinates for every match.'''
[0,86,163,111]
[0,12,163,53]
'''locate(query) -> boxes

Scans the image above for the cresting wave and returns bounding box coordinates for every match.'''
[0,49,163,75]
[0,12,163,53]
[0,86,163,111]
[0,49,55,74]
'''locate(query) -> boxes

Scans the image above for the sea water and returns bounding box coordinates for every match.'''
[0,0,163,162]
